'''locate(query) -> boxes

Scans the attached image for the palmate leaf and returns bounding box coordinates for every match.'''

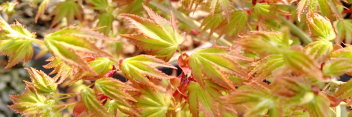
[189,47,247,89]
[304,94,330,117]
[97,12,114,35]
[0,40,33,68]
[218,10,248,37]
[187,82,214,117]
[120,5,184,61]
[86,57,114,77]
[0,17,37,68]
[334,80,352,99]
[250,54,285,81]
[9,84,61,116]
[87,0,109,11]
[35,0,50,22]
[282,50,322,79]
[225,89,279,117]
[323,46,352,76]
[137,89,171,117]
[304,39,333,64]
[44,28,112,74]
[81,87,111,116]
[26,68,57,94]
[335,19,352,44]
[43,57,77,83]
[306,13,336,41]
[120,55,175,87]
[237,31,290,56]
[95,77,136,103]
[50,0,83,26]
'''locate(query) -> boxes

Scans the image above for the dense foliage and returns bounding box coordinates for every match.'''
[1,0,352,116]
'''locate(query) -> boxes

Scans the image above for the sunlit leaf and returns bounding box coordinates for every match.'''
[95,77,136,103]
[189,47,247,89]
[35,0,50,22]
[283,50,322,79]
[120,55,175,87]
[137,89,171,117]
[250,54,285,81]
[187,82,214,117]
[9,84,60,116]
[26,68,57,94]
[81,87,111,116]
[335,20,352,44]
[120,5,184,61]
[0,40,33,68]
[306,13,336,41]
[44,28,112,73]
[304,40,333,63]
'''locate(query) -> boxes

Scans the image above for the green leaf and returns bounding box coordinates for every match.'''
[120,5,184,61]
[283,50,322,79]
[306,13,336,41]
[137,89,171,117]
[189,47,247,89]
[120,55,175,87]
[50,0,83,26]
[201,12,224,32]
[81,87,110,116]
[335,80,352,99]
[95,77,136,103]
[219,10,248,36]
[237,31,290,56]
[43,57,76,83]
[87,0,109,11]
[187,82,214,117]
[44,28,112,73]
[26,68,57,94]
[35,0,50,22]
[97,12,114,35]
[225,89,279,117]
[334,19,352,44]
[304,39,333,63]
[9,84,60,116]
[253,3,271,16]
[323,46,352,76]
[87,57,114,77]
[0,40,33,68]
[250,54,285,81]
[304,94,330,117]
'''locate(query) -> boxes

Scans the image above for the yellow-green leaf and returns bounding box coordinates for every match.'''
[26,68,57,94]
[81,87,110,116]
[137,89,171,117]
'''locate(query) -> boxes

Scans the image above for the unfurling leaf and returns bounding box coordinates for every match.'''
[283,50,322,79]
[250,54,285,81]
[189,47,247,89]
[26,68,57,94]
[43,57,76,83]
[253,3,271,16]
[120,55,176,87]
[95,77,136,102]
[44,28,112,74]
[225,89,279,117]
[50,0,83,26]
[304,40,333,63]
[9,84,60,116]
[237,31,290,56]
[306,13,336,41]
[187,82,214,117]
[81,87,110,116]
[87,57,114,77]
[137,89,171,117]
[120,5,184,61]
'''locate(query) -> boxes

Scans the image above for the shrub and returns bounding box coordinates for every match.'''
[1,0,352,116]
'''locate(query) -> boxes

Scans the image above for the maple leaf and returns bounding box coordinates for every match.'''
[250,54,285,81]
[120,55,176,88]
[81,87,111,116]
[26,68,57,94]
[335,19,352,44]
[35,0,50,22]
[189,47,248,89]
[187,82,214,117]
[306,13,336,41]
[304,39,333,64]
[95,77,136,103]
[44,28,112,74]
[9,84,61,116]
[137,89,171,117]
[0,17,38,68]
[120,5,184,61]
[50,0,83,26]
[323,46,352,76]
[334,80,352,99]
[43,57,77,83]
